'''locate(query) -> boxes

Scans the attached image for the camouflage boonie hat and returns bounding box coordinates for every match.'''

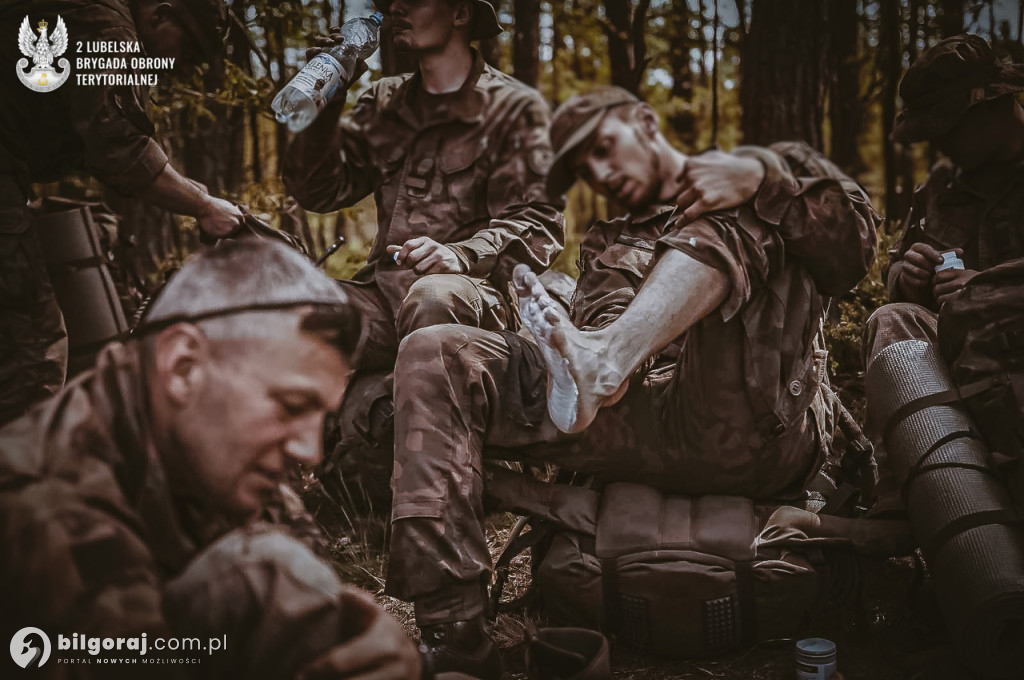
[893,34,1024,143]
[546,86,639,199]
[372,0,502,41]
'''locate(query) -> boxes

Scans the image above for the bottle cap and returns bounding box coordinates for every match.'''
[796,637,836,658]
[369,11,384,25]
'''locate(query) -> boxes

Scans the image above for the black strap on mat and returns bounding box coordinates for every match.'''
[922,509,1022,562]
[882,377,1001,443]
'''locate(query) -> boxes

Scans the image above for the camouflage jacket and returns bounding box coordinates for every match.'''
[571,143,879,439]
[0,0,168,207]
[888,157,1024,310]
[283,51,564,310]
[0,344,331,677]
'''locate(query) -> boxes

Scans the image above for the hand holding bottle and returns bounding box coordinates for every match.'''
[272,13,383,133]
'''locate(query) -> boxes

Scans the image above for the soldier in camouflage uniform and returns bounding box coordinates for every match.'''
[0,240,420,680]
[283,2,563,476]
[865,34,1024,362]
[386,87,879,678]
[0,0,245,427]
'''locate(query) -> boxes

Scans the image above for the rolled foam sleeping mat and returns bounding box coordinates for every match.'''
[866,340,1024,678]
[867,341,959,422]
[887,407,977,481]
[906,463,1013,557]
[929,523,1024,678]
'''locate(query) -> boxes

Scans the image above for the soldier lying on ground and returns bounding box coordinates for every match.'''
[384,86,880,679]
[865,34,1024,365]
[0,0,246,428]
[0,239,420,680]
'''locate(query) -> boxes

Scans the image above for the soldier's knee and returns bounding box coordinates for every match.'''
[164,526,348,678]
[398,275,478,333]
[165,526,342,623]
[395,325,468,373]
[865,302,938,367]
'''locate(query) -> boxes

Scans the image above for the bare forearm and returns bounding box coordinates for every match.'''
[133,164,243,237]
[133,163,209,217]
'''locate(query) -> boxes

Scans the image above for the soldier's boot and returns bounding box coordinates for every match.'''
[418,617,502,680]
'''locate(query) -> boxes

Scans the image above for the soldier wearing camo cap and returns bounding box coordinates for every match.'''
[866,34,1024,364]
[385,85,879,679]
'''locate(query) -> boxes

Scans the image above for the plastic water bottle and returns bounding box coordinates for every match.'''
[271,12,383,132]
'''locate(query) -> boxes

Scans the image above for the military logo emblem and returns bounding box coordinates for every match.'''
[16,16,70,92]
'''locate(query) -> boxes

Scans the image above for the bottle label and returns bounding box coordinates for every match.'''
[289,53,343,112]
[796,660,836,680]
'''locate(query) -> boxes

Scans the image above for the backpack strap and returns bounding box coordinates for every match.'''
[489,518,554,621]
[734,561,758,647]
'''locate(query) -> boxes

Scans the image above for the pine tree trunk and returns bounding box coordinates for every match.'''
[939,0,964,38]
[880,0,902,225]
[514,0,541,86]
[603,0,651,94]
[829,0,862,174]
[740,0,828,148]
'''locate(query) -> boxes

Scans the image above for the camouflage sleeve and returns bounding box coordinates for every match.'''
[734,143,880,296]
[163,526,358,680]
[884,164,956,306]
[0,477,182,677]
[282,85,380,213]
[448,94,565,285]
[68,27,168,194]
[569,225,652,331]
[885,191,928,303]
[657,211,774,322]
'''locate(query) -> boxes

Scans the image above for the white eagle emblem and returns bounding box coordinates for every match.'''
[16,16,70,92]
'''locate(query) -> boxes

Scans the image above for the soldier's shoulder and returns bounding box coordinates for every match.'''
[362,74,413,109]
[480,65,549,111]
[580,215,631,253]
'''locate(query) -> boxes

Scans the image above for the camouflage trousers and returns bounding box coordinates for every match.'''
[164,524,374,679]
[339,273,512,372]
[385,323,820,624]
[864,302,939,371]
[862,302,941,514]
[0,198,67,427]
[320,274,514,508]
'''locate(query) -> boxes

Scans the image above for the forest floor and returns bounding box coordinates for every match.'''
[300,473,974,680]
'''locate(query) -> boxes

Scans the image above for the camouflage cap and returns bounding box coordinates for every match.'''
[893,34,1024,143]
[546,86,639,200]
[372,0,502,41]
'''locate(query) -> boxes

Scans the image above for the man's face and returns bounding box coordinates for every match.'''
[573,111,663,209]
[388,0,464,53]
[932,98,1007,171]
[168,325,349,519]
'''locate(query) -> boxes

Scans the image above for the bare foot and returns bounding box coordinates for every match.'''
[513,265,627,433]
